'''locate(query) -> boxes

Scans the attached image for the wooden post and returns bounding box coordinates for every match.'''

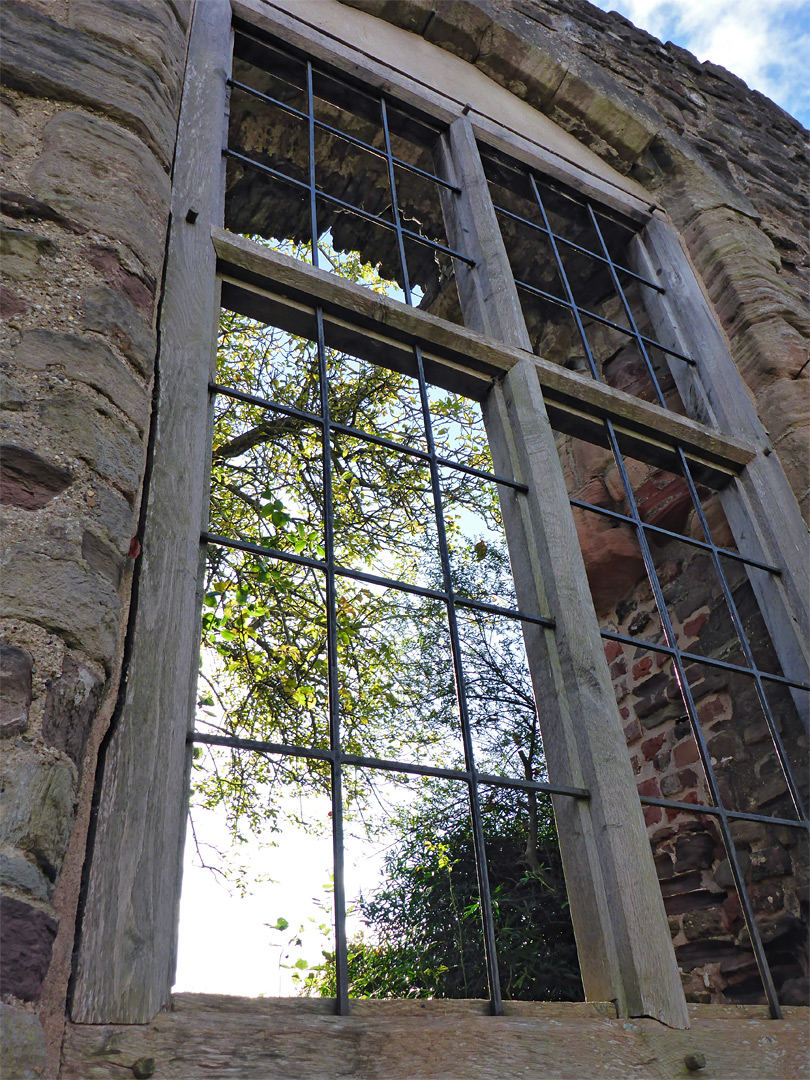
[436,116,690,1027]
[631,220,809,699]
[71,0,232,1023]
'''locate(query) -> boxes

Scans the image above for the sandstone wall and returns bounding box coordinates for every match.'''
[0,2,191,1075]
[1,0,807,1075]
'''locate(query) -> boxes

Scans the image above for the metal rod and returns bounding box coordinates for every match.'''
[530,171,785,1018]
[223,147,475,266]
[228,76,461,193]
[210,383,527,491]
[492,201,665,294]
[513,276,695,366]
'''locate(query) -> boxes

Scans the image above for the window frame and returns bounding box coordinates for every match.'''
[71,0,809,1028]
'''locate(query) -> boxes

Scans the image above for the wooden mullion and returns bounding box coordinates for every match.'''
[436,115,690,1027]
[70,0,233,1023]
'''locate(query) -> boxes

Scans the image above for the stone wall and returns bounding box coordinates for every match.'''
[1,0,807,1075]
[0,2,191,1075]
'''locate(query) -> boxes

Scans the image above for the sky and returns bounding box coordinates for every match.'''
[590,0,810,128]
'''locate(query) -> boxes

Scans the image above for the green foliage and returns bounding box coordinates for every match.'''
[191,239,580,1001]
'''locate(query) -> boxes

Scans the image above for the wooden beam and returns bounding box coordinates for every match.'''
[212,229,755,480]
[60,996,810,1080]
[70,0,233,1023]
[435,115,690,1028]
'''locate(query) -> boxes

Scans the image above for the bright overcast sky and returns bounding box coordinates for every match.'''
[591,0,810,128]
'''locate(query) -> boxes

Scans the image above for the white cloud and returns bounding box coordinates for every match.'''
[590,0,809,125]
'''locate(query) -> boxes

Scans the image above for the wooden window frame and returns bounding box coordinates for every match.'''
[71,0,808,1028]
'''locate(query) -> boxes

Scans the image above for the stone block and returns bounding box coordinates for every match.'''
[85,246,156,316]
[0,444,73,510]
[0,548,120,668]
[674,830,716,872]
[82,529,125,587]
[0,225,59,281]
[0,369,26,409]
[42,652,105,773]
[0,1003,46,1079]
[0,897,57,1002]
[0,189,86,233]
[30,111,171,281]
[339,0,434,34]
[14,330,149,433]
[0,643,32,737]
[2,1,182,166]
[0,285,29,320]
[38,389,143,498]
[0,852,50,902]
[476,18,567,107]
[423,1,491,62]
[82,285,157,377]
[683,906,725,940]
[0,749,77,882]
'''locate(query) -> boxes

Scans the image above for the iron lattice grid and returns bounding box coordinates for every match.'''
[193,23,809,1018]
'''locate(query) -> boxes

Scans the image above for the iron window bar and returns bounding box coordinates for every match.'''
[513,275,696,367]
[569,496,782,577]
[202,532,555,629]
[223,147,475,268]
[228,76,462,195]
[637,794,810,832]
[493,201,665,295]
[209,381,529,492]
[189,732,589,800]
[523,170,809,1019]
[598,627,810,694]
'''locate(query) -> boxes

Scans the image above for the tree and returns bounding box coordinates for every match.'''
[190,242,581,1000]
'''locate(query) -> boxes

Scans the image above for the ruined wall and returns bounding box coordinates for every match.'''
[0,2,191,1074]
[0,0,807,1076]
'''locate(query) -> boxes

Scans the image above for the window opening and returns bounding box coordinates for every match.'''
[187,21,808,1019]
[532,181,810,1009]
[225,22,468,321]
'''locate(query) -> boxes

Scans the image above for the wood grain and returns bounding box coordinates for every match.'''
[70,0,233,1023]
[60,996,810,1079]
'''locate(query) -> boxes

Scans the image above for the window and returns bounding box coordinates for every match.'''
[71,0,808,1028]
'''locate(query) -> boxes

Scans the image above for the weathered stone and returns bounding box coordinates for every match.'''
[0,444,73,510]
[675,938,740,969]
[0,188,86,233]
[14,330,149,433]
[0,643,32,737]
[0,284,29,320]
[82,530,125,587]
[0,897,57,1002]
[0,225,59,281]
[1,548,120,667]
[38,389,143,497]
[83,285,157,377]
[683,906,726,940]
[86,483,137,553]
[737,911,802,949]
[0,369,26,409]
[0,750,77,882]
[85,246,156,316]
[0,1002,47,1079]
[42,652,105,772]
[340,0,435,34]
[30,111,172,280]
[674,831,716,872]
[665,890,726,917]
[2,1,181,166]
[0,851,51,902]
[749,846,792,880]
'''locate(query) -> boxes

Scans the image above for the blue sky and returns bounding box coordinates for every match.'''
[591,0,810,127]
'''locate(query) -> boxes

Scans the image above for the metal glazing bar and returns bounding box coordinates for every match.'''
[222,147,476,266]
[569,496,782,576]
[599,628,810,693]
[588,203,808,823]
[513,276,695,366]
[202,534,554,630]
[210,383,527,492]
[530,172,785,1018]
[228,76,461,194]
[383,107,504,1010]
[492,201,664,294]
[190,732,589,798]
[638,793,808,830]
